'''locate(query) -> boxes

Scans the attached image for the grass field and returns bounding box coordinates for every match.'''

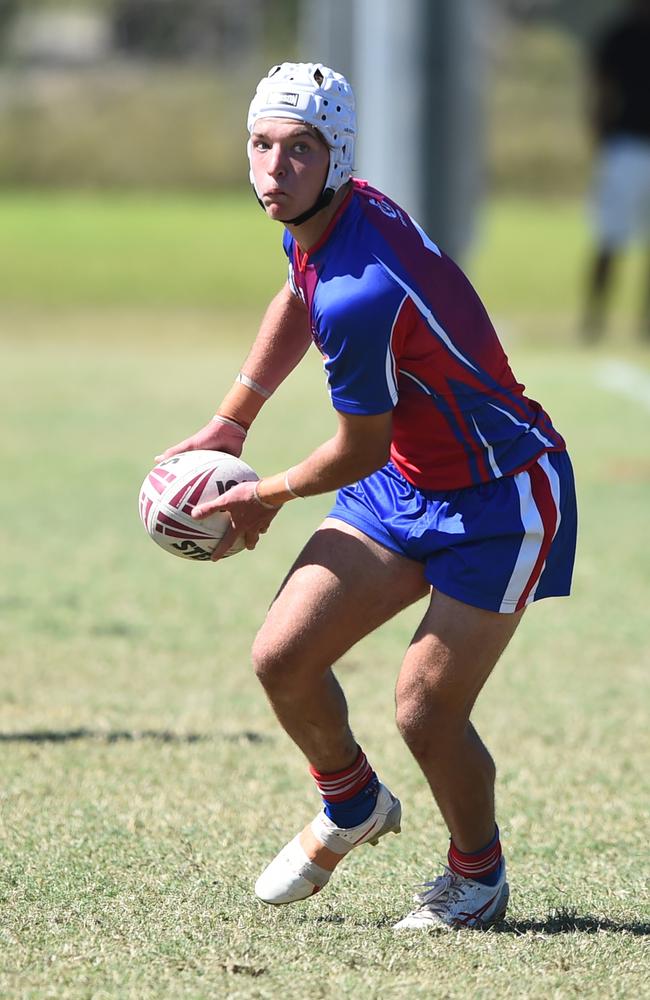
[1,192,649,998]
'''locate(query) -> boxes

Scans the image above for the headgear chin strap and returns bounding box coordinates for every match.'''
[251,183,335,227]
[282,186,336,227]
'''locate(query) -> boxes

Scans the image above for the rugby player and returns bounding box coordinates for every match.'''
[159,63,577,930]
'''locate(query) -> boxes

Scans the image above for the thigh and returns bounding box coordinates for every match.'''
[397,589,524,718]
[257,517,429,671]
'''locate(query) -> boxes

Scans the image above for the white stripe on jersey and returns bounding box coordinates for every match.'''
[499,468,545,612]
[399,369,436,396]
[287,262,303,302]
[372,255,480,374]
[385,296,407,406]
[409,215,442,257]
[471,416,502,478]
[486,401,555,449]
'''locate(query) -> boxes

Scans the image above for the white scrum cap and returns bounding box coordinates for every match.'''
[247,62,356,199]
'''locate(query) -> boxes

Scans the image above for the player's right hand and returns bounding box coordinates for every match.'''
[155,416,247,462]
[192,480,281,561]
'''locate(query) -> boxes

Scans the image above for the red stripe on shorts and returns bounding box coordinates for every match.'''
[515,461,557,612]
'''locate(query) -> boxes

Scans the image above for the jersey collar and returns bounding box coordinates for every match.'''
[293,184,355,273]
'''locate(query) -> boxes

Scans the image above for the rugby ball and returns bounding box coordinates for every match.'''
[139,450,259,561]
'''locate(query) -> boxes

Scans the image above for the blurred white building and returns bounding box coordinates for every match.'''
[8,8,111,64]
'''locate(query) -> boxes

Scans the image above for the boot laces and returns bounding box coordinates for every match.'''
[413,866,466,910]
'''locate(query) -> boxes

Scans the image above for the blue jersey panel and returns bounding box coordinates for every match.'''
[313,265,405,414]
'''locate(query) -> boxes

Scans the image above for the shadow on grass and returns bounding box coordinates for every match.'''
[496,912,650,936]
[319,911,650,936]
[0,728,272,745]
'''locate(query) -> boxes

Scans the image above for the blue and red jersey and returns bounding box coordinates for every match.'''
[283,179,566,492]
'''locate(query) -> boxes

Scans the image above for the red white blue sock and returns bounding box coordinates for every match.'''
[310,747,379,828]
[448,827,503,886]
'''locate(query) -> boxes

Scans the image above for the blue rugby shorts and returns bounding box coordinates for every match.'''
[329,451,577,613]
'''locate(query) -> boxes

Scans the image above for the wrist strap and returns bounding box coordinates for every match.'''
[237,372,272,400]
[212,414,248,434]
[253,480,283,511]
[284,469,303,499]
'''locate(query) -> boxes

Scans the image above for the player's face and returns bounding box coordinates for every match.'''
[250,118,330,222]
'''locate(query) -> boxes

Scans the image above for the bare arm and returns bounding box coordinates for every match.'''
[157,282,311,460]
[267,409,393,499]
[195,409,394,560]
[239,282,312,394]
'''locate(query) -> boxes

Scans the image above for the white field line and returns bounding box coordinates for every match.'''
[595,359,650,413]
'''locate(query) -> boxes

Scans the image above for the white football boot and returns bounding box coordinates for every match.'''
[393,860,509,931]
[255,782,401,905]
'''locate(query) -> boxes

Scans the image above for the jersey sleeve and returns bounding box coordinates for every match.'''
[315,266,406,415]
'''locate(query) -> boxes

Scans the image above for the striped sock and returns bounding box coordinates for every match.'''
[448,827,503,886]
[310,747,379,828]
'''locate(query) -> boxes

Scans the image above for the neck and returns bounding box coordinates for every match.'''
[285,182,352,252]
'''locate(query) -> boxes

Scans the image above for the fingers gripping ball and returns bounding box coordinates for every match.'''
[139,450,259,562]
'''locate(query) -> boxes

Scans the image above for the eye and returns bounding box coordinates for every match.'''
[292,142,310,154]
[253,140,270,151]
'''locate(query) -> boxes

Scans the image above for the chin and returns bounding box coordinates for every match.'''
[265,203,290,221]
[270,208,305,225]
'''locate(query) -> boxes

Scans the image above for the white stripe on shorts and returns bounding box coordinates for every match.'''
[498,456,560,613]
[527,452,561,603]
[499,472,543,612]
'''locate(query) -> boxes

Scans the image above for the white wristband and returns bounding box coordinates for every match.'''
[284,469,303,499]
[212,414,247,434]
[253,480,282,510]
[237,372,272,400]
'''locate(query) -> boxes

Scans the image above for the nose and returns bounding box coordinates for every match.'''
[267,144,287,178]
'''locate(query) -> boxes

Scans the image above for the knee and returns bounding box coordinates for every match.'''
[251,632,284,691]
[394,693,434,754]
[251,627,303,694]
[394,679,466,756]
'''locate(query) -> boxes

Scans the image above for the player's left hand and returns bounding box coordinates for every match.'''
[191,480,281,561]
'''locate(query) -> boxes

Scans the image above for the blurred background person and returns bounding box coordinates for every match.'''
[582,0,650,341]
